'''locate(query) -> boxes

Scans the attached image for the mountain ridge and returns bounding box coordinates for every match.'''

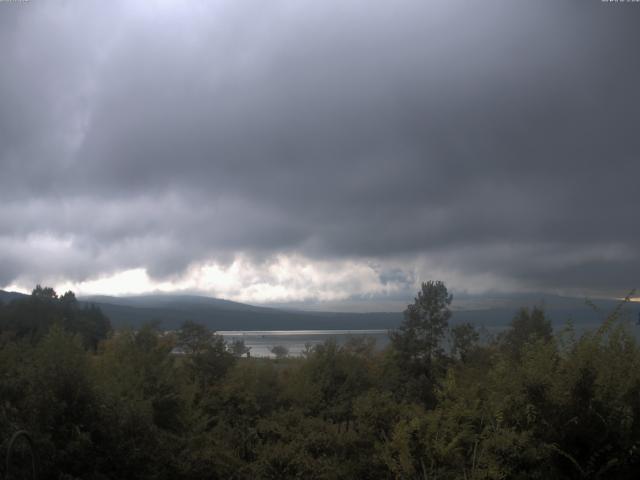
[2,290,638,331]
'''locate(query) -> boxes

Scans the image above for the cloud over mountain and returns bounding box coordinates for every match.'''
[1,0,639,303]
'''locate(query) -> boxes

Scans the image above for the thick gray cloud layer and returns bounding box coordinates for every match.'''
[1,0,639,299]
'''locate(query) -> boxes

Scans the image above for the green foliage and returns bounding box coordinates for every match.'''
[499,306,553,359]
[1,284,640,479]
[391,280,452,363]
[0,286,111,348]
[230,338,251,358]
[290,339,373,425]
[451,322,480,362]
[388,280,453,405]
[270,345,289,359]
[176,320,236,390]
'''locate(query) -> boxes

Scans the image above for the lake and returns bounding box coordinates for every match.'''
[219,329,391,357]
[219,321,633,358]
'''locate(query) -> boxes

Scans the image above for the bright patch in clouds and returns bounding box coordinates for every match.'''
[12,255,411,304]
[1,0,638,305]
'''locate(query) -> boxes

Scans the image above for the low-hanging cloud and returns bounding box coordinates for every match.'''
[1,0,639,302]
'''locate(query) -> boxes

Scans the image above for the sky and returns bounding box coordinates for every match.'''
[1,0,639,309]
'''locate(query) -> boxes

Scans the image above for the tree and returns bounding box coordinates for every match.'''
[176,320,214,356]
[499,306,552,358]
[271,345,289,360]
[69,304,111,350]
[177,320,235,388]
[230,338,251,358]
[388,281,452,404]
[0,286,111,348]
[59,290,77,307]
[31,284,58,300]
[450,322,479,362]
[390,281,452,363]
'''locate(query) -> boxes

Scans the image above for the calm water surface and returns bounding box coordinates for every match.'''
[220,330,390,357]
[219,322,618,358]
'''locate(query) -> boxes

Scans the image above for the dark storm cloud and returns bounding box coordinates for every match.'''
[1,0,639,297]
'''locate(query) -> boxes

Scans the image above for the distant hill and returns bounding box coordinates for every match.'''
[1,289,402,330]
[82,292,640,331]
[80,294,403,330]
[1,290,638,332]
[451,293,640,335]
[82,294,266,312]
[0,290,28,304]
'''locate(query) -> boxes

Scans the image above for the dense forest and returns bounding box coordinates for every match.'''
[0,282,639,479]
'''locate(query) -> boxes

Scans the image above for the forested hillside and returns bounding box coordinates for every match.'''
[1,282,639,479]
[0,290,403,331]
[4,289,632,332]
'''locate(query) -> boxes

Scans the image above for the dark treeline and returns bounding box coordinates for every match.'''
[1,282,639,479]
